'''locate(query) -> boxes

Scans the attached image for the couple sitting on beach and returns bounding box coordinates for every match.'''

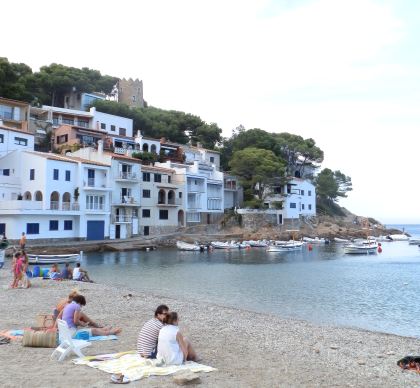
[55,290,121,338]
[137,305,199,366]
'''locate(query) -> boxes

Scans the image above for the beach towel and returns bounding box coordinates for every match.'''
[89,335,118,342]
[73,351,216,382]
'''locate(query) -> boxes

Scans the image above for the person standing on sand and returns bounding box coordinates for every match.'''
[11,252,24,288]
[19,232,26,250]
[137,304,169,359]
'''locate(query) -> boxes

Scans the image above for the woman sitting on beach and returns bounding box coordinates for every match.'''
[61,294,122,337]
[157,312,198,365]
[49,264,62,280]
[55,290,101,328]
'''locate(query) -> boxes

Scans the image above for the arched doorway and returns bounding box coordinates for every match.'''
[151,144,157,153]
[62,192,71,210]
[50,191,60,210]
[178,210,184,227]
[142,143,149,152]
[168,190,175,204]
[34,191,43,201]
[158,189,165,204]
[23,191,32,200]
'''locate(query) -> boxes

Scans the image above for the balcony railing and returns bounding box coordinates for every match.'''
[187,185,205,193]
[120,196,137,204]
[112,215,132,223]
[1,112,13,120]
[87,178,95,187]
[117,172,137,180]
[158,198,182,206]
[61,202,80,211]
[50,201,59,210]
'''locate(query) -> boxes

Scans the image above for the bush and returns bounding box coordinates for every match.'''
[244,198,264,209]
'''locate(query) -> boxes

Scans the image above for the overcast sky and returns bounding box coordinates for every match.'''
[3,0,420,223]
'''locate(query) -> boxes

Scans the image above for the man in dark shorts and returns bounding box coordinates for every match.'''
[137,305,169,359]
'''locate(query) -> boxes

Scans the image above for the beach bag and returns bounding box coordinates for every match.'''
[36,314,55,329]
[32,266,40,277]
[22,329,57,348]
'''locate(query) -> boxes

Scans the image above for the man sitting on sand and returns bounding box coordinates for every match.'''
[61,263,73,280]
[72,263,92,282]
[137,304,169,359]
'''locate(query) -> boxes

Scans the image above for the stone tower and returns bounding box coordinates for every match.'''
[117,78,144,108]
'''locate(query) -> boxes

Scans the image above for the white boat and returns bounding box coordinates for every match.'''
[246,240,268,248]
[303,237,326,244]
[343,241,378,254]
[176,241,201,251]
[211,241,240,249]
[267,241,303,252]
[334,237,350,243]
[28,252,82,264]
[388,234,409,241]
[376,235,393,242]
[408,238,420,245]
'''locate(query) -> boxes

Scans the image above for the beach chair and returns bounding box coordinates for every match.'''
[51,319,91,361]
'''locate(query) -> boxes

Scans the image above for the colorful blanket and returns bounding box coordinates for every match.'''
[73,351,216,382]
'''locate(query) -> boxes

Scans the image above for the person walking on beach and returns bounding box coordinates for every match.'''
[137,304,169,359]
[11,252,24,288]
[19,232,26,250]
[157,312,199,365]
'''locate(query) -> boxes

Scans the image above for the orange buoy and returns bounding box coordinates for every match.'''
[378,246,382,253]
[308,243,313,251]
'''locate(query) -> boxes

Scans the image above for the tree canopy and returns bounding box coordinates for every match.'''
[229,147,285,201]
[315,168,353,202]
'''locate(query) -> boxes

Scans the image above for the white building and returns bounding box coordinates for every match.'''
[71,143,142,240]
[0,125,35,158]
[0,150,112,241]
[90,107,133,138]
[157,160,224,225]
[265,178,316,219]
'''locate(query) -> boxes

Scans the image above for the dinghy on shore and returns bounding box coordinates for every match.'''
[28,252,82,264]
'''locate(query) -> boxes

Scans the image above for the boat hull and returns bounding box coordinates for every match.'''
[28,253,81,264]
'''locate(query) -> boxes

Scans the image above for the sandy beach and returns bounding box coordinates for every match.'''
[1,265,419,388]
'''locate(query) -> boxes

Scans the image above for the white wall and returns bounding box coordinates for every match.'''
[90,108,133,137]
[0,128,34,157]
[284,179,316,218]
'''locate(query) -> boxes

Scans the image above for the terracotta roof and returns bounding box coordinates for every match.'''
[0,125,34,136]
[141,165,175,173]
[103,152,142,164]
[0,97,30,107]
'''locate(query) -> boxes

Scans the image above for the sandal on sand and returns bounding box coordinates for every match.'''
[111,374,130,384]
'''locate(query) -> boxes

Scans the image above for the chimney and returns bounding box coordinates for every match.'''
[98,140,103,155]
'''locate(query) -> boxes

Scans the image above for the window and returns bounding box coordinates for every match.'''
[110,125,116,131]
[119,128,126,136]
[301,190,305,195]
[0,134,3,143]
[132,95,137,102]
[210,156,214,163]
[30,169,35,180]
[65,170,71,181]
[62,117,74,125]
[179,192,182,198]
[86,195,105,210]
[49,220,59,231]
[154,174,161,183]
[290,202,296,209]
[27,223,39,234]
[132,209,138,217]
[14,137,28,146]
[64,220,73,230]
[2,169,9,176]
[143,172,150,182]
[53,169,59,180]
[168,176,171,184]
[309,204,312,210]
[159,210,169,220]
[308,190,312,196]
[57,134,68,144]
[142,209,151,218]
[302,204,305,210]
[100,123,106,130]
[143,189,151,198]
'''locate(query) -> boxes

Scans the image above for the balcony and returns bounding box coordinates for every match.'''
[50,201,59,210]
[112,215,132,223]
[86,203,105,211]
[187,185,205,193]
[117,196,139,206]
[83,180,112,191]
[62,202,80,211]
[157,198,182,206]
[0,200,43,211]
[115,171,139,181]
[187,203,201,210]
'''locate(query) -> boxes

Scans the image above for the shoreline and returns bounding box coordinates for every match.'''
[1,268,420,387]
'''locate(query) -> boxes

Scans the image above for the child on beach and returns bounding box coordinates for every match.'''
[10,252,23,288]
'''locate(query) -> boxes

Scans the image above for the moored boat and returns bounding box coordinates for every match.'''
[211,241,240,249]
[408,238,420,245]
[388,234,409,241]
[176,241,201,251]
[267,241,303,252]
[28,251,82,264]
[343,241,378,255]
[334,237,350,243]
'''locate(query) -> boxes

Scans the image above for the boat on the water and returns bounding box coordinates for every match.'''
[343,241,378,254]
[334,237,350,243]
[245,240,268,248]
[388,234,409,241]
[408,238,420,245]
[211,241,240,249]
[267,241,303,252]
[176,241,201,251]
[303,237,326,244]
[28,252,82,264]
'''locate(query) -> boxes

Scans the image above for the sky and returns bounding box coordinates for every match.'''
[3,0,420,223]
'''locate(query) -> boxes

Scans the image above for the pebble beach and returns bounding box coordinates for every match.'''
[1,266,419,388]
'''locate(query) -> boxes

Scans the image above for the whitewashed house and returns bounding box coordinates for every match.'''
[71,143,142,240]
[0,150,111,241]
[157,160,224,225]
[0,125,35,158]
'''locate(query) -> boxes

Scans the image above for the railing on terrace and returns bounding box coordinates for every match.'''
[112,215,132,223]
[49,201,59,210]
[87,178,95,187]
[120,196,136,204]
[61,202,80,211]
[117,171,137,180]
[86,203,105,211]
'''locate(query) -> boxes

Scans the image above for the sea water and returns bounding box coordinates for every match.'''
[82,226,420,338]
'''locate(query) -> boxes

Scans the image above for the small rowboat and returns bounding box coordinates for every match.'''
[176,241,201,251]
[343,242,377,254]
[28,251,83,264]
[267,241,303,252]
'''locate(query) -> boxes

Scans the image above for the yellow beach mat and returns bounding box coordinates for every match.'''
[73,351,216,382]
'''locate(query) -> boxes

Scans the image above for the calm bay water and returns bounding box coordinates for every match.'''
[82,225,420,338]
